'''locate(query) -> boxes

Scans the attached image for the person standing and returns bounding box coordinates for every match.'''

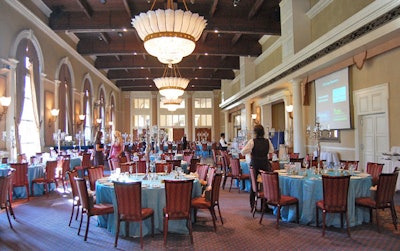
[241,124,274,209]
[182,134,188,150]
[219,133,228,151]
[108,130,124,170]
[93,131,104,166]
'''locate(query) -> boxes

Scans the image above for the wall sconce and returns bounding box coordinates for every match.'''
[0,96,11,121]
[107,121,113,130]
[48,108,59,127]
[95,118,102,129]
[268,127,276,139]
[251,113,259,125]
[77,114,86,125]
[286,104,293,119]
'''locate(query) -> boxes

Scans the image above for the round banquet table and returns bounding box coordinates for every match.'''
[96,173,202,237]
[275,172,372,227]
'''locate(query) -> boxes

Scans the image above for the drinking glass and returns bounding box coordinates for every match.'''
[164,165,168,174]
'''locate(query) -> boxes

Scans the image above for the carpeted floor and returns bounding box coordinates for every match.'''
[0,180,399,250]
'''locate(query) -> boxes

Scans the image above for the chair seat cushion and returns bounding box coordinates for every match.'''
[240,174,250,180]
[191,197,211,208]
[92,203,114,215]
[280,195,298,205]
[121,208,154,221]
[355,197,376,208]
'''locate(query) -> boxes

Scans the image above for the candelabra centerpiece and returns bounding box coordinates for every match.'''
[53,129,66,154]
[75,131,84,152]
[306,121,322,171]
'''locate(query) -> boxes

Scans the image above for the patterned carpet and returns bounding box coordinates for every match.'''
[0,183,399,250]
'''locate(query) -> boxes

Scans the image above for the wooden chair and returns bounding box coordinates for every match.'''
[289,153,299,158]
[155,162,173,173]
[166,159,181,168]
[74,153,92,177]
[75,177,114,241]
[221,155,232,190]
[290,157,304,164]
[183,154,193,165]
[270,160,280,171]
[259,172,299,229]
[66,170,80,227]
[191,173,223,231]
[189,158,200,173]
[196,164,209,187]
[0,175,13,228]
[211,149,222,168]
[1,157,8,164]
[229,158,250,193]
[316,175,351,237]
[87,166,104,191]
[119,162,133,173]
[366,162,384,186]
[136,160,147,173]
[249,167,263,218]
[163,179,194,246]
[32,160,58,197]
[10,163,29,200]
[339,160,359,170]
[56,156,70,192]
[355,172,398,232]
[113,181,154,248]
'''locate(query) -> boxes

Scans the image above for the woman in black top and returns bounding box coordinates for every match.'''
[93,131,104,166]
[241,124,274,209]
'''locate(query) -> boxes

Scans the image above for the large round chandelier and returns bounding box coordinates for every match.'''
[154,64,189,100]
[162,98,183,111]
[131,0,207,65]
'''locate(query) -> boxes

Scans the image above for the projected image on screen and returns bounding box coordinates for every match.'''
[315,67,351,129]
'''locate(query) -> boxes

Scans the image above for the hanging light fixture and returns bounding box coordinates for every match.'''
[162,98,183,111]
[131,0,207,65]
[154,64,189,100]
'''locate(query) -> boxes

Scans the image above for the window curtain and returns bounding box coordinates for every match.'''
[28,63,40,130]
[14,40,28,154]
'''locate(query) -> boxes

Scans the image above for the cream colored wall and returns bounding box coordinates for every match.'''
[261,36,280,52]
[255,46,282,79]
[0,2,120,145]
[310,0,373,41]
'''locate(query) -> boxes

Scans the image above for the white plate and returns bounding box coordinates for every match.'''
[274,169,287,173]
[289,175,304,179]
[350,176,362,179]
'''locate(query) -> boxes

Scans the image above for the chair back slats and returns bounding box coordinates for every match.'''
[206,167,215,186]
[164,179,193,219]
[261,172,280,203]
[367,162,384,186]
[114,181,142,219]
[270,161,280,171]
[88,166,104,191]
[45,160,58,181]
[67,170,79,200]
[183,154,193,164]
[189,158,200,173]
[10,163,28,187]
[75,178,91,210]
[210,173,222,203]
[166,159,181,168]
[249,167,258,193]
[230,158,241,177]
[136,160,147,173]
[81,153,92,169]
[155,163,173,173]
[376,172,399,208]
[322,175,350,212]
[0,176,10,206]
[62,157,71,175]
[196,164,209,181]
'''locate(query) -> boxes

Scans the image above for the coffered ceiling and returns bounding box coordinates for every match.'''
[40,0,281,92]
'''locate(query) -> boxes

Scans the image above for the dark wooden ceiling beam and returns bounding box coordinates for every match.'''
[95,55,240,70]
[116,79,221,91]
[248,0,265,19]
[107,69,235,80]
[98,32,110,44]
[209,0,219,17]
[121,0,131,17]
[231,34,242,45]
[77,36,261,56]
[76,0,93,18]
[48,11,280,35]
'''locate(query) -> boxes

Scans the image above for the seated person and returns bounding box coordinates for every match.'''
[219,133,228,151]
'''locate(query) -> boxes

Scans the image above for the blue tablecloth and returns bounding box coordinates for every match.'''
[0,164,12,177]
[12,163,55,198]
[276,174,372,227]
[239,161,251,192]
[96,175,202,237]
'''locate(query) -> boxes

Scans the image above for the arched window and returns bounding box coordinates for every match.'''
[83,80,92,145]
[15,39,41,157]
[58,64,73,134]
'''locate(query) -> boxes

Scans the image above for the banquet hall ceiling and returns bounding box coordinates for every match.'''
[40,0,281,92]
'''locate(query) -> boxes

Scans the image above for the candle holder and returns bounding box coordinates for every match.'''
[306,122,322,172]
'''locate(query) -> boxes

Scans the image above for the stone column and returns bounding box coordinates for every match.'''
[292,79,305,157]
